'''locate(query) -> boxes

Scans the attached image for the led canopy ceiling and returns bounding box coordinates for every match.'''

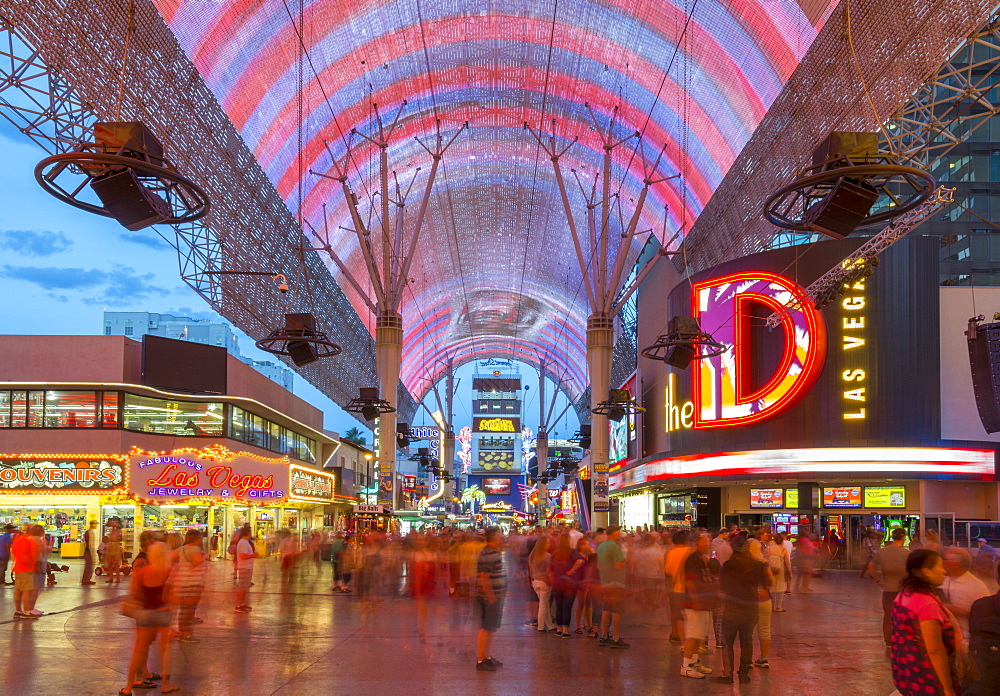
[152,0,839,401]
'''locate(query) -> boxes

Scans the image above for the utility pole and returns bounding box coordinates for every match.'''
[527,107,674,528]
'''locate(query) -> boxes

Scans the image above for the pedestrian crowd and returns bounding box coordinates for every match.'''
[5,519,1000,695]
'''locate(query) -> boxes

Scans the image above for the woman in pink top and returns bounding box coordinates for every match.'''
[890,549,963,696]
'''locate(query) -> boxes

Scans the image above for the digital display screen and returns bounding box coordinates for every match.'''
[864,486,906,508]
[481,478,511,495]
[822,486,862,508]
[785,488,799,508]
[750,488,783,508]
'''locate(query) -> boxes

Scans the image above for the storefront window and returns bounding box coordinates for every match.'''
[44,391,99,428]
[287,431,316,463]
[0,391,9,427]
[123,394,224,436]
[102,392,120,427]
[26,391,44,427]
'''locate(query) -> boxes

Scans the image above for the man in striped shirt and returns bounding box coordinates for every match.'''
[475,527,506,672]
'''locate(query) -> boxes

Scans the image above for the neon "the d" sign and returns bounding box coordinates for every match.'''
[692,272,826,428]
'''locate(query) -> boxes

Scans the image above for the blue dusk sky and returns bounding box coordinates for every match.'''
[0,120,580,441]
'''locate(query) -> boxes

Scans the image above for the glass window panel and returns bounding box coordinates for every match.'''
[10,391,26,427]
[123,394,224,436]
[0,391,8,427]
[27,391,44,427]
[44,391,98,427]
[229,406,246,441]
[101,392,120,427]
[267,421,281,452]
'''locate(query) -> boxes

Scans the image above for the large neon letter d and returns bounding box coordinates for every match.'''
[692,272,826,428]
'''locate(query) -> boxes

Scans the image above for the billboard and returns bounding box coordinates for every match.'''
[864,486,906,508]
[289,465,335,502]
[131,453,287,503]
[823,486,862,508]
[481,478,511,495]
[750,488,784,508]
[476,450,516,472]
[641,237,943,459]
[474,417,520,433]
[0,456,127,494]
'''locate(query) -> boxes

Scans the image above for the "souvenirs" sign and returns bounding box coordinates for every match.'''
[0,457,126,493]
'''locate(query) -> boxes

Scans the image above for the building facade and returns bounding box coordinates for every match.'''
[613,237,1000,554]
[0,335,347,558]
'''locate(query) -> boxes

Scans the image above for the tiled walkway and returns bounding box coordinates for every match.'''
[0,558,900,696]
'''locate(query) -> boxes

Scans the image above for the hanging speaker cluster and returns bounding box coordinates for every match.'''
[641,317,725,370]
[35,122,210,231]
[345,387,395,423]
[966,315,1000,433]
[255,313,342,367]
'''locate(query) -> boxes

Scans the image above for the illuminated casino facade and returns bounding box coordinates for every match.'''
[613,236,1000,542]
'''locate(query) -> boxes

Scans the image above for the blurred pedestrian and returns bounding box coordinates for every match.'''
[105,524,125,585]
[941,547,990,640]
[597,525,629,648]
[791,534,816,594]
[680,533,715,679]
[120,541,177,695]
[173,529,207,642]
[475,528,506,672]
[968,564,1000,696]
[868,528,910,647]
[973,538,998,581]
[234,526,258,612]
[574,537,599,637]
[12,525,41,619]
[410,534,438,640]
[550,533,584,638]
[713,534,772,685]
[0,523,15,586]
[663,529,692,644]
[528,536,555,632]
[766,533,791,612]
[81,521,98,586]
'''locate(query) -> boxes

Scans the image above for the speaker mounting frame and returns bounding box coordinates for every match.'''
[34,148,210,226]
[641,332,726,364]
[763,158,936,234]
[255,327,342,362]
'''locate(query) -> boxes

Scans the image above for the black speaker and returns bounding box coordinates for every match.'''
[968,320,1000,433]
[90,168,171,231]
[664,343,697,370]
[359,387,379,401]
[578,424,591,450]
[801,177,879,239]
[285,313,316,333]
[361,405,380,421]
[287,340,317,367]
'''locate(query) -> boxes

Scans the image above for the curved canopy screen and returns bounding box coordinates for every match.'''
[152,0,838,401]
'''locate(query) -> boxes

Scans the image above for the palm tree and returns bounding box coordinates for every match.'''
[343,427,367,446]
[461,485,486,514]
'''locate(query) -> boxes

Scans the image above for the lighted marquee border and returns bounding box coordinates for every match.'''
[287,464,337,504]
[609,447,997,491]
[128,444,291,506]
[0,452,130,496]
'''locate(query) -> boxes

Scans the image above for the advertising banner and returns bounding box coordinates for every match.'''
[785,488,799,508]
[822,486,862,508]
[481,477,511,495]
[864,486,906,508]
[476,450,516,472]
[474,417,520,433]
[750,488,784,508]
[130,453,286,503]
[289,466,335,502]
[0,456,126,494]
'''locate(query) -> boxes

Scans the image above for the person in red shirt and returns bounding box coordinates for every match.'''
[12,525,42,619]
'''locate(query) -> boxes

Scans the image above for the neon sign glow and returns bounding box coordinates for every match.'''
[692,271,826,428]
